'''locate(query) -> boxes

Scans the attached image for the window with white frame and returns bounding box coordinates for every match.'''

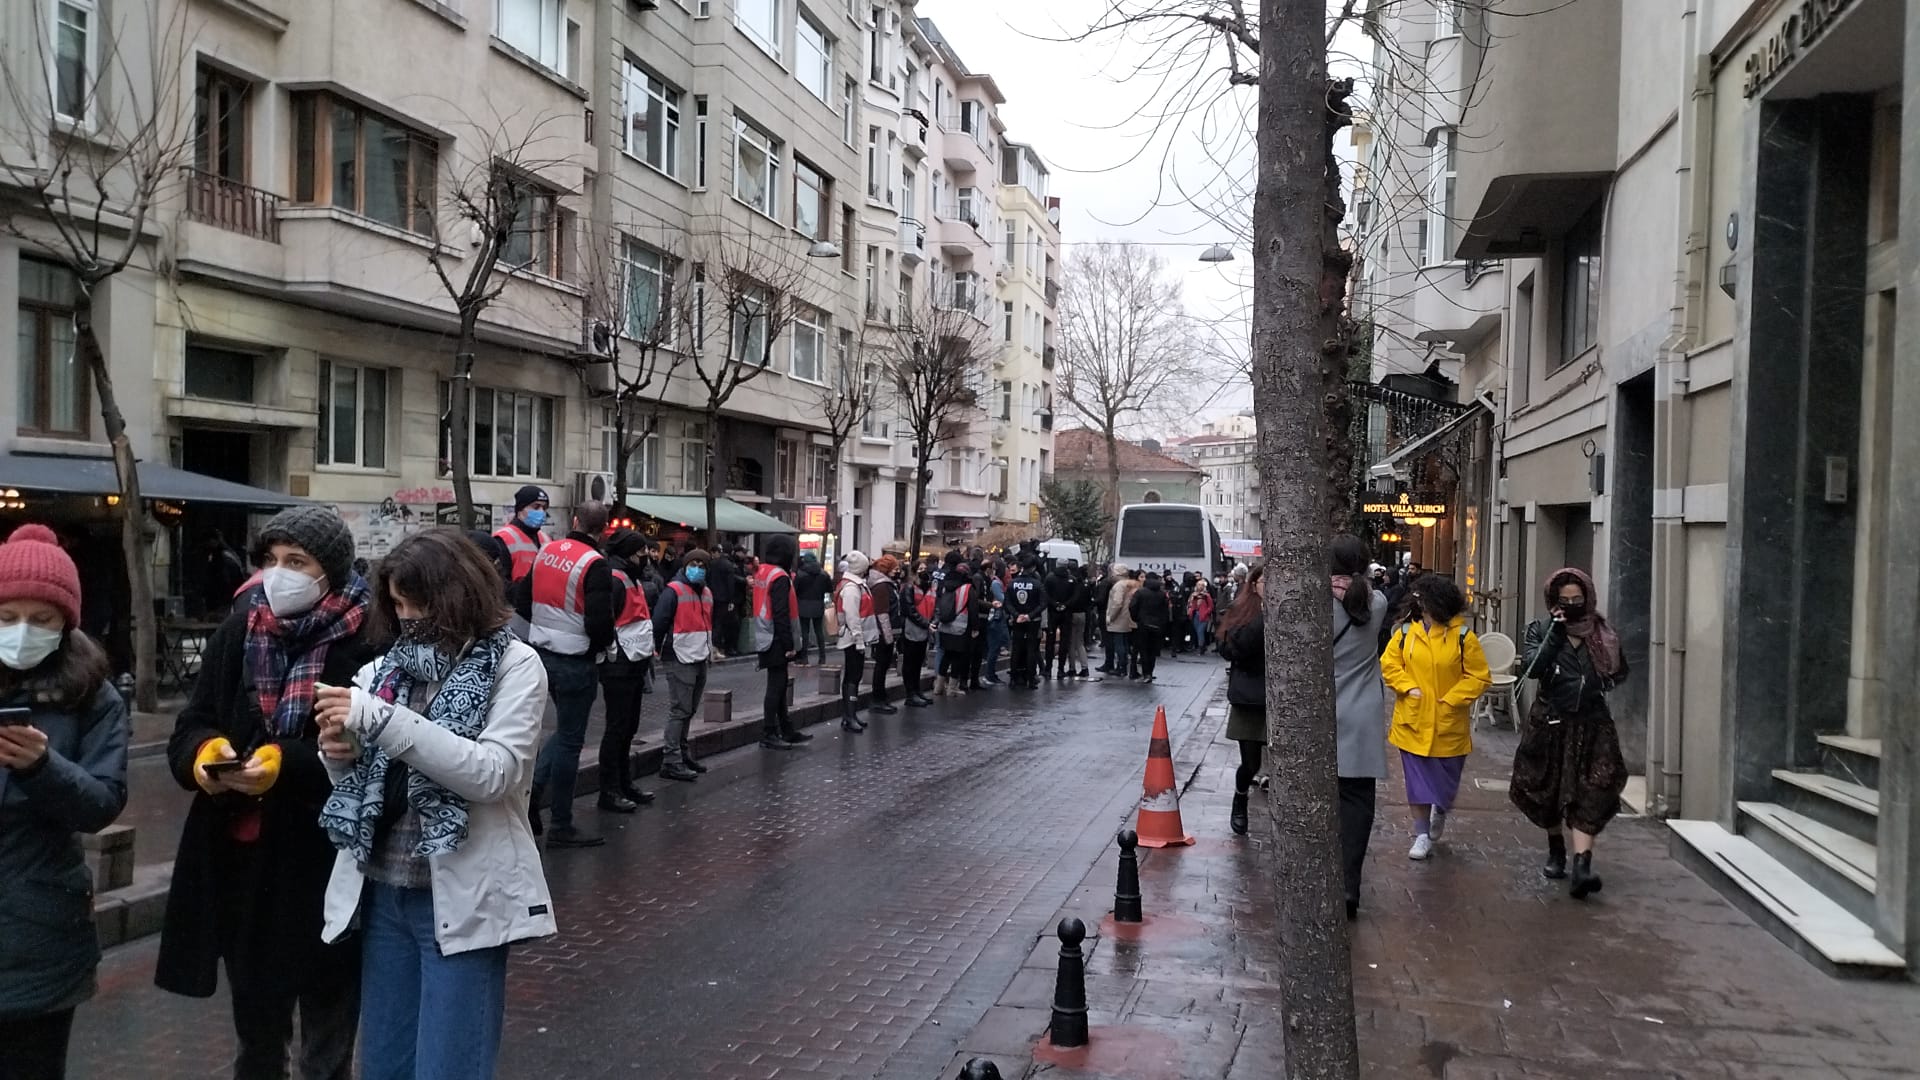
[52,0,96,124]
[621,239,672,341]
[998,380,1012,421]
[956,186,976,225]
[806,445,834,499]
[679,418,710,491]
[736,0,782,58]
[731,281,774,365]
[690,263,707,350]
[599,408,662,490]
[317,360,390,469]
[439,382,556,479]
[959,100,980,135]
[695,0,711,15]
[622,60,681,178]
[866,126,882,200]
[733,115,781,218]
[791,304,826,382]
[867,6,887,82]
[1424,129,1457,264]
[1003,221,1016,262]
[497,0,566,73]
[1435,0,1463,34]
[693,96,709,189]
[794,157,829,240]
[842,78,859,147]
[1002,300,1014,342]
[884,133,898,205]
[797,11,832,102]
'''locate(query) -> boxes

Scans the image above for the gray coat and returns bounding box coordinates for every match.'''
[1332,592,1389,779]
[0,683,130,1020]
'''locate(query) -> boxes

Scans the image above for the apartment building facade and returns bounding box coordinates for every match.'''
[991,141,1060,529]
[1361,0,1920,975]
[1168,412,1260,542]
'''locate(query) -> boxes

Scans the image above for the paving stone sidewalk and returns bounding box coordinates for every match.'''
[947,715,1920,1080]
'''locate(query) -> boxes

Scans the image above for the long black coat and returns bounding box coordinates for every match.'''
[155,610,379,998]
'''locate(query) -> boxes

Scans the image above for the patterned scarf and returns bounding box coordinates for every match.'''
[1545,566,1622,678]
[245,575,371,739]
[319,628,511,864]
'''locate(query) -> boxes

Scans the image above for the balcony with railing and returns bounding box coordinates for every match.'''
[935,205,984,256]
[901,108,930,159]
[899,217,927,264]
[182,167,282,242]
[937,115,994,176]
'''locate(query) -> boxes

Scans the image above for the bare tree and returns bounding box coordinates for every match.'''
[0,2,192,709]
[879,286,998,568]
[428,115,576,530]
[814,324,879,555]
[682,226,815,547]
[577,228,687,510]
[1055,242,1202,518]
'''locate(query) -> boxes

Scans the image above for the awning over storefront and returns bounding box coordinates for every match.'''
[1368,405,1485,480]
[620,493,798,534]
[0,453,305,508]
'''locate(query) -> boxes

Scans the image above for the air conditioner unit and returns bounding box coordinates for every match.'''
[582,318,615,359]
[575,471,617,504]
[924,487,940,509]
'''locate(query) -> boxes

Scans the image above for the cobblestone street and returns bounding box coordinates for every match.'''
[69,655,1224,1079]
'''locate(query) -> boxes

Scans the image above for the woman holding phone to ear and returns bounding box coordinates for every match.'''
[0,524,129,1080]
[312,529,553,1080]
[157,506,377,1080]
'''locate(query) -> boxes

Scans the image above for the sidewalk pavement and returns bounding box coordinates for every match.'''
[945,711,1920,1079]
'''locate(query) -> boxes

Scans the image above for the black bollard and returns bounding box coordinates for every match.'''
[958,1058,1003,1080]
[1114,829,1142,923]
[1049,917,1090,1048]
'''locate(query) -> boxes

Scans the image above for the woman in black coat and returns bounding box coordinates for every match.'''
[156,508,378,1080]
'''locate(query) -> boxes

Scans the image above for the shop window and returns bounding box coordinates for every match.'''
[439,381,555,479]
[184,344,259,403]
[318,360,389,469]
[15,258,87,438]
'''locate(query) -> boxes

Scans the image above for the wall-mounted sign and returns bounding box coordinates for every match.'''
[1742,0,1858,99]
[1361,492,1449,519]
[802,504,829,532]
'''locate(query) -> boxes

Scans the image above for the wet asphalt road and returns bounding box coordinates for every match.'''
[70,652,1224,1079]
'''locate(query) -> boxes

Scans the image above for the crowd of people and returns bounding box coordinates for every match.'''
[0,485,1632,1079]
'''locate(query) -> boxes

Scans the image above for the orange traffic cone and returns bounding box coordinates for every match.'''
[1134,705,1194,847]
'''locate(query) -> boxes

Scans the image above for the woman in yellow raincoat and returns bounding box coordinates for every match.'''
[1380,575,1490,861]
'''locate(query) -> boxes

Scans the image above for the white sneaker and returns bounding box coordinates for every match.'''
[1408,834,1435,861]
[1429,808,1447,841]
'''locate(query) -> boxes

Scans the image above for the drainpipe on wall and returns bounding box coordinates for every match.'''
[1647,0,1712,818]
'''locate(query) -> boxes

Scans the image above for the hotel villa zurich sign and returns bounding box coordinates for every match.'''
[1362,493,1449,520]
[1743,0,1859,98]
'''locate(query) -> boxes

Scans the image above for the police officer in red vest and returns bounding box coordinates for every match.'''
[597,529,658,813]
[750,534,813,752]
[650,548,713,783]
[495,486,550,584]
[514,500,618,848]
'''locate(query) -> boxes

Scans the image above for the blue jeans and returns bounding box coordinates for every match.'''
[358,884,510,1080]
[1106,630,1130,674]
[534,649,599,829]
[984,620,1009,679]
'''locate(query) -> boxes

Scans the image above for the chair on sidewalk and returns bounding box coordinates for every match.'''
[1473,631,1520,731]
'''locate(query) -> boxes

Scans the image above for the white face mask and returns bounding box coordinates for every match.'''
[262,566,328,618]
[0,622,64,671]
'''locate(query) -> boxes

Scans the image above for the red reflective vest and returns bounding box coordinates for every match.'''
[606,567,653,661]
[494,523,542,582]
[665,579,714,663]
[528,539,603,655]
[751,565,800,654]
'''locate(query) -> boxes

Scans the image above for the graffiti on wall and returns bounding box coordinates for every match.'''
[335,489,506,560]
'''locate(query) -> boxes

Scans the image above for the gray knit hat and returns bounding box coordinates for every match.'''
[258,505,357,592]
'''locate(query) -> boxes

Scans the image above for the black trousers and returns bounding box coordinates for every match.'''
[0,1008,76,1080]
[1339,777,1377,905]
[599,667,646,789]
[1132,630,1161,678]
[966,632,986,687]
[900,637,928,696]
[762,659,790,735]
[938,641,969,678]
[841,647,866,700]
[716,605,742,655]
[800,616,826,662]
[1009,623,1040,684]
[228,950,359,1080]
[870,640,895,701]
[1042,616,1066,674]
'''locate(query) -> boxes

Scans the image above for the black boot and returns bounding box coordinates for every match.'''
[528,783,545,836]
[1543,833,1568,880]
[841,696,867,732]
[1570,851,1603,899]
[616,758,655,805]
[1230,792,1249,836]
[869,692,899,715]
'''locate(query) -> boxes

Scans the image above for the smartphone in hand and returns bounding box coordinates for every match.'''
[0,707,33,727]
[202,759,248,777]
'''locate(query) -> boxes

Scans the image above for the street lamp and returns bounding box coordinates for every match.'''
[1198,243,1235,264]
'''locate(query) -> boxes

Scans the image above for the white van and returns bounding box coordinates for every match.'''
[1038,539,1087,568]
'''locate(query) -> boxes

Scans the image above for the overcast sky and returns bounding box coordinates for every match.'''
[920,1,1373,427]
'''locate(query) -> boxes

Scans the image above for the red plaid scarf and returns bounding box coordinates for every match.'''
[244,574,371,739]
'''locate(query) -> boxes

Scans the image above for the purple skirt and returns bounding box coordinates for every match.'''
[1401,751,1466,810]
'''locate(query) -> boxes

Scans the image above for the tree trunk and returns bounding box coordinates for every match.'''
[613,398,631,512]
[908,444,933,570]
[1102,423,1123,521]
[824,434,846,563]
[74,297,158,711]
[449,313,481,531]
[1319,80,1360,535]
[1252,2,1361,1078]
[704,408,722,549]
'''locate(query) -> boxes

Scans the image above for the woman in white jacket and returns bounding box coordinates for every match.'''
[835,551,880,733]
[314,529,554,1080]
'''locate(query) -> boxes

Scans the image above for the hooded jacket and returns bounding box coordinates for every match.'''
[793,557,830,619]
[836,552,879,649]
[756,535,800,661]
[1129,578,1171,632]
[1106,575,1141,632]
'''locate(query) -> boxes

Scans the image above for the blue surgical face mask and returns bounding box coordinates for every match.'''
[522,509,547,528]
[685,566,707,586]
